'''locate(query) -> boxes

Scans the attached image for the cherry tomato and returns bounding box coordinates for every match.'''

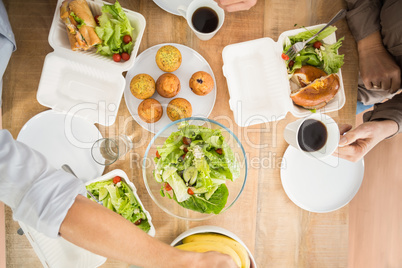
[183,137,192,145]
[164,183,172,191]
[281,53,289,61]
[183,147,189,153]
[187,188,194,195]
[123,35,132,44]
[288,60,295,68]
[121,52,130,61]
[113,176,121,184]
[113,53,121,62]
[94,15,100,25]
[134,219,142,225]
[313,41,322,49]
[216,148,223,155]
[156,150,161,159]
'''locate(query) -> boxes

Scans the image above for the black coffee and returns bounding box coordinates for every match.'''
[297,119,327,152]
[191,7,219,33]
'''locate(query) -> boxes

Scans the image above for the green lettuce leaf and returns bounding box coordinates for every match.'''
[86,179,150,232]
[95,0,134,56]
[176,184,229,214]
[321,37,345,74]
[289,26,337,45]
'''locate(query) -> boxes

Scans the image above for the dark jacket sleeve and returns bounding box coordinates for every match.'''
[345,0,382,42]
[363,93,402,135]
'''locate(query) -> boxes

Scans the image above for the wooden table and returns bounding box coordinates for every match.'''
[2,0,358,267]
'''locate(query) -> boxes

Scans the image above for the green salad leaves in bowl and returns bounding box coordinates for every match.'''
[143,117,247,220]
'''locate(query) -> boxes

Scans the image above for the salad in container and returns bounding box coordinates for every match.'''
[86,169,155,235]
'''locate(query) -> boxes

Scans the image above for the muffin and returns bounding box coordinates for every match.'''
[138,98,163,123]
[155,45,182,72]
[130,74,155,99]
[167,98,192,121]
[156,73,181,98]
[189,71,214,96]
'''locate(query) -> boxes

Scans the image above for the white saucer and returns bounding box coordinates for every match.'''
[17,110,107,267]
[153,0,190,15]
[124,43,217,134]
[17,110,104,181]
[280,145,364,213]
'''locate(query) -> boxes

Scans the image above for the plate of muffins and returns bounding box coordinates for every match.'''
[124,43,217,134]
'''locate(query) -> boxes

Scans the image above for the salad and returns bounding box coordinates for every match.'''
[95,1,134,62]
[86,176,151,232]
[282,25,344,75]
[153,124,240,214]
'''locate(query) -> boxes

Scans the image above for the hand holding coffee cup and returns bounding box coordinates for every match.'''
[283,113,340,159]
[177,0,225,41]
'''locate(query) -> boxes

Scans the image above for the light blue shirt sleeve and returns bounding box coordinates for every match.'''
[0,129,86,238]
[0,0,16,49]
[0,0,16,106]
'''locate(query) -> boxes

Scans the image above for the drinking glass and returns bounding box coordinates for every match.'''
[91,135,133,165]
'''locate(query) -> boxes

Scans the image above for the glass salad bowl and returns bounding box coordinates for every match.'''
[142,117,247,221]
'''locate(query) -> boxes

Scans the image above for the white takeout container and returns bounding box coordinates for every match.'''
[86,169,156,236]
[37,0,146,126]
[171,225,257,268]
[222,24,345,127]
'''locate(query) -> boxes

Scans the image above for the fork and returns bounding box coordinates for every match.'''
[284,9,347,61]
[61,164,103,206]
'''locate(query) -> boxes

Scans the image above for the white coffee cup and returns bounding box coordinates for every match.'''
[283,113,340,159]
[177,0,225,41]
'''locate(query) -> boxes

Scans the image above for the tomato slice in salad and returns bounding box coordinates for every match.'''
[113,176,121,184]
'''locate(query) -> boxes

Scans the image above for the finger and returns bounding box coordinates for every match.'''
[335,144,365,162]
[224,3,252,12]
[338,126,367,146]
[362,77,373,90]
[338,124,352,135]
[219,0,244,4]
[390,73,401,94]
[370,80,383,91]
[381,78,391,91]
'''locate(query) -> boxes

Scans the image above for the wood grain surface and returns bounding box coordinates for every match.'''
[2,0,358,267]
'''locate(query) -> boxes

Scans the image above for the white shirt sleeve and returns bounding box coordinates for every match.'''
[0,130,86,238]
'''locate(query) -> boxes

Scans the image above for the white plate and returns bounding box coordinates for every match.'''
[124,43,217,134]
[280,145,364,213]
[17,110,107,267]
[18,221,107,268]
[153,0,190,15]
[17,110,104,181]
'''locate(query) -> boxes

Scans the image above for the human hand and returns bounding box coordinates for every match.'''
[215,0,257,12]
[192,251,238,268]
[358,31,401,93]
[335,120,398,162]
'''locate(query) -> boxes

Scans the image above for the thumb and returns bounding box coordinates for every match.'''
[339,127,366,146]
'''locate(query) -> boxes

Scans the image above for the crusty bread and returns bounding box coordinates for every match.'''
[60,0,101,51]
[290,74,340,109]
[291,65,327,88]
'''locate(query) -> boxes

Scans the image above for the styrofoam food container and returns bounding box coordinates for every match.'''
[85,169,156,237]
[171,225,257,268]
[37,0,146,126]
[222,24,345,127]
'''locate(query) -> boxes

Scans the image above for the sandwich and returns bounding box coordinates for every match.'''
[60,0,101,51]
[290,72,340,110]
[291,65,327,87]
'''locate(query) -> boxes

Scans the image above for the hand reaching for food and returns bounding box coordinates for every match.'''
[214,0,257,12]
[193,251,239,268]
[358,31,401,93]
[335,120,398,162]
